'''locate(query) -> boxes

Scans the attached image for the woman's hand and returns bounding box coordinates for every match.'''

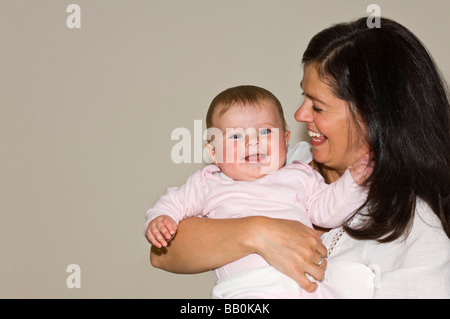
[248,217,328,292]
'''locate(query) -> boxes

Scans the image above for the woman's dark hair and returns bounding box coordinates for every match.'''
[303,17,450,242]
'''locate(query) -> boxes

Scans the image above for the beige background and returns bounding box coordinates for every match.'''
[0,0,449,298]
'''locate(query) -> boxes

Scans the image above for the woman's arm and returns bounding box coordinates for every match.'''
[150,216,328,292]
[150,217,253,273]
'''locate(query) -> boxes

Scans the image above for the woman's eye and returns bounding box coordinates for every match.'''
[312,105,323,113]
[259,128,271,135]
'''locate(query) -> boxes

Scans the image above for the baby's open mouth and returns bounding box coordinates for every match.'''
[245,154,267,162]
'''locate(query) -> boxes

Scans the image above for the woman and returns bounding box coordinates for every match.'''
[149,17,450,298]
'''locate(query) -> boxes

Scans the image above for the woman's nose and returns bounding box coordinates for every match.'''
[295,102,313,123]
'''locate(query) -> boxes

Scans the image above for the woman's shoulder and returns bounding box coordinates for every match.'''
[368,198,450,258]
[410,199,450,244]
[381,199,450,297]
[286,141,312,164]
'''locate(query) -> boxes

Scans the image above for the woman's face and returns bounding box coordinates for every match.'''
[295,64,369,174]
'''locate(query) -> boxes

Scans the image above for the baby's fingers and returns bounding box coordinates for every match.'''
[146,228,166,248]
[146,216,178,248]
[350,153,375,185]
[163,218,177,238]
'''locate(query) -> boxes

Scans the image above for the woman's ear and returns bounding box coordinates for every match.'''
[205,143,216,164]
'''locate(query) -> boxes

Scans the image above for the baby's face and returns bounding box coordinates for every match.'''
[207,101,290,181]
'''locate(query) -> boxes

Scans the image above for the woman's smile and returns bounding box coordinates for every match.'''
[308,130,327,146]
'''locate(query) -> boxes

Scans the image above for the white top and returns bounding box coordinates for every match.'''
[288,142,450,299]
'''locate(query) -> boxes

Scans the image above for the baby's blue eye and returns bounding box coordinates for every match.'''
[229,133,243,140]
[259,128,271,135]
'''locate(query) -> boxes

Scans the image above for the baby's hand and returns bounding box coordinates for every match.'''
[146,215,178,248]
[349,153,374,186]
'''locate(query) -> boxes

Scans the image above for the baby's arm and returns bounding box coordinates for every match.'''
[146,215,178,248]
[307,153,373,228]
[144,167,208,247]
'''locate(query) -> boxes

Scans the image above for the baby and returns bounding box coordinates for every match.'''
[145,85,370,298]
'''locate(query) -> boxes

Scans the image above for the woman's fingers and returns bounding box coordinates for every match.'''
[252,217,328,291]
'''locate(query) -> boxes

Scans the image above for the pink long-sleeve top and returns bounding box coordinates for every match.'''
[145,161,366,281]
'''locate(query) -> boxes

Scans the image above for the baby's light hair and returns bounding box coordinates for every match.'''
[206,85,287,131]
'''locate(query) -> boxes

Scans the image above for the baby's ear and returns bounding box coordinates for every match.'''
[285,130,291,146]
[205,143,216,164]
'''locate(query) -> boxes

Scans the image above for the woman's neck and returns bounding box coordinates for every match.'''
[309,160,342,184]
